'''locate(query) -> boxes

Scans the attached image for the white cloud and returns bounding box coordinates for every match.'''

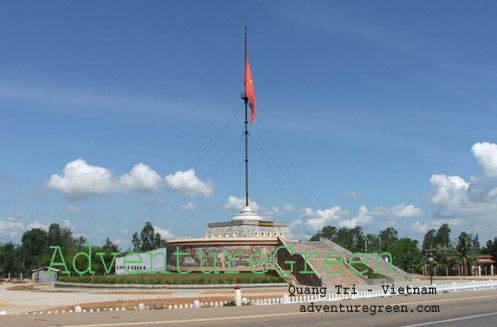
[47,159,163,200]
[390,203,424,218]
[429,142,497,223]
[407,219,466,236]
[0,216,25,240]
[27,221,49,230]
[288,205,374,240]
[58,205,82,215]
[338,206,373,228]
[472,142,497,177]
[407,221,429,234]
[222,196,282,218]
[429,175,469,209]
[121,229,129,235]
[180,202,197,211]
[47,159,115,199]
[62,219,74,231]
[342,191,362,201]
[223,196,260,212]
[289,219,303,229]
[120,163,163,194]
[47,159,212,201]
[0,215,48,242]
[165,169,213,198]
[153,226,175,240]
[263,207,282,218]
[370,203,424,218]
[284,204,296,212]
[299,206,342,233]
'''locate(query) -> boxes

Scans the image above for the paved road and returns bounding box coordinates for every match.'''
[0,279,483,314]
[2,290,497,327]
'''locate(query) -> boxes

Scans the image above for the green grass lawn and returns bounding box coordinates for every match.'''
[58,272,286,285]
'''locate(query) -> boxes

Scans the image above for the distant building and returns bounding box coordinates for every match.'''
[31,267,61,283]
[115,248,167,275]
[473,255,495,276]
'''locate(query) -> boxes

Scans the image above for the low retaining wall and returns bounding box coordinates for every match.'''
[54,282,288,289]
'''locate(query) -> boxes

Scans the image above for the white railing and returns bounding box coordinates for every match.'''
[2,280,496,316]
[256,280,497,305]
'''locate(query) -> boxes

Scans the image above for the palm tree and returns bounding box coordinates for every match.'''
[454,232,477,275]
[432,244,447,276]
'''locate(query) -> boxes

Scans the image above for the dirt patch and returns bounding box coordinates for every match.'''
[7,285,79,293]
[0,279,28,284]
[7,285,38,291]
[95,291,175,295]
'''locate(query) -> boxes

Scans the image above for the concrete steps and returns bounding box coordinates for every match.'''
[287,242,366,287]
[317,238,410,282]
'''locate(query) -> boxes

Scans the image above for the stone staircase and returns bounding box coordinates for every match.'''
[319,238,411,282]
[286,241,366,287]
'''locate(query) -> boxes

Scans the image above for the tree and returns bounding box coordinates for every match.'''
[472,234,480,250]
[435,224,451,248]
[153,233,162,250]
[378,227,399,252]
[365,233,379,252]
[431,243,458,276]
[102,237,119,253]
[454,232,478,275]
[48,223,61,246]
[75,235,87,249]
[21,228,49,271]
[132,232,140,251]
[0,243,23,276]
[335,227,354,251]
[309,226,337,242]
[482,237,497,263]
[389,238,423,274]
[422,229,437,251]
[139,222,155,251]
[60,226,76,249]
[323,226,366,252]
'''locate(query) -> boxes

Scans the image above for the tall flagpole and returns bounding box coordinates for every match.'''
[243,26,249,208]
[233,26,260,221]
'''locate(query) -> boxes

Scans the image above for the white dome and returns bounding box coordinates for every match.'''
[232,206,262,221]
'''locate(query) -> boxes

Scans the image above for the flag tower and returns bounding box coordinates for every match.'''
[234,26,260,221]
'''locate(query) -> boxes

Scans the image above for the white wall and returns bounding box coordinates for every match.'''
[115,248,167,275]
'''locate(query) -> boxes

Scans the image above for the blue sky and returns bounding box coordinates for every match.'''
[1,1,497,249]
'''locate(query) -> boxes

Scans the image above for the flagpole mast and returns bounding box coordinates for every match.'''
[233,27,259,222]
[243,27,249,208]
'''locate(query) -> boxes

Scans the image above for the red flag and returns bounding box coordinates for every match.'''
[244,38,255,123]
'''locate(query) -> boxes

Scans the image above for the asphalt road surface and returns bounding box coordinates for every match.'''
[2,290,497,327]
